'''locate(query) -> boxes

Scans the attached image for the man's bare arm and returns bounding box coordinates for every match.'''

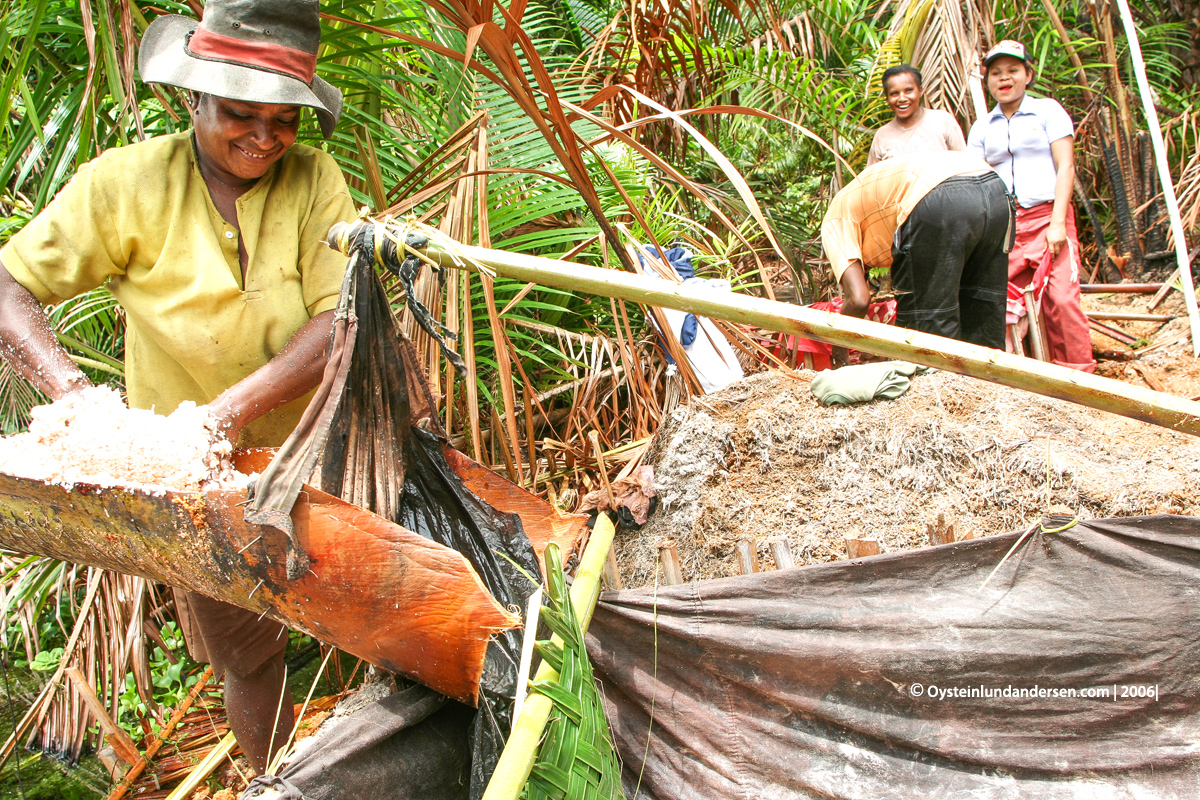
[832,260,871,366]
[206,310,335,444]
[0,259,92,399]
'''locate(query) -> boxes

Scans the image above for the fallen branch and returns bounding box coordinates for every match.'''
[105,666,214,800]
[1086,311,1174,323]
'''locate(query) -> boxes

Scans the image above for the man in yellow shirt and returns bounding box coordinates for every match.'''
[821,151,1012,358]
[0,0,353,773]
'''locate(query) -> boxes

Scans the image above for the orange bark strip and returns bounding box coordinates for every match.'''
[441,445,589,573]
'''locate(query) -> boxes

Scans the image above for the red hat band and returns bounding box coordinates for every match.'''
[186,26,316,84]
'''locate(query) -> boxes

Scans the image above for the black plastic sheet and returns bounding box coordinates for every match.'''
[246,224,541,797]
[242,685,473,800]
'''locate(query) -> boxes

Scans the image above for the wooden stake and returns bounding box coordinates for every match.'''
[770,539,795,570]
[659,540,684,585]
[65,668,139,766]
[845,535,880,559]
[602,548,623,591]
[1113,0,1200,356]
[927,513,956,546]
[735,539,758,574]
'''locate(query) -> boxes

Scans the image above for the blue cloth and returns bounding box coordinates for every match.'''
[639,246,698,351]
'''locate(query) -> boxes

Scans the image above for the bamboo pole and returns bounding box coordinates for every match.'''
[481,514,616,800]
[401,237,1200,437]
[1112,0,1200,355]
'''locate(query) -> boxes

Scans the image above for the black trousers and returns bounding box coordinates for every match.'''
[891,172,1011,349]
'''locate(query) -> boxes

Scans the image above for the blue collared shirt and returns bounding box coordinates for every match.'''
[966,95,1074,207]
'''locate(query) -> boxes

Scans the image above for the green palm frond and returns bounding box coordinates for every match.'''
[869,0,936,98]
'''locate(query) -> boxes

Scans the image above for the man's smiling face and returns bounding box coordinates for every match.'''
[192,95,301,186]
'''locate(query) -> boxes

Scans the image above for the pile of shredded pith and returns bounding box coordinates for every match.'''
[618,369,1200,588]
[0,386,248,491]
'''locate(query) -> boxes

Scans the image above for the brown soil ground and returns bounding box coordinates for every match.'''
[1086,289,1200,397]
[615,290,1200,589]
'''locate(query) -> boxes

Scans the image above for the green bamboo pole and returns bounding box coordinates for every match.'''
[482,513,616,800]
[414,238,1200,438]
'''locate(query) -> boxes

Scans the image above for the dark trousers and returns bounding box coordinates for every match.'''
[891,172,1011,349]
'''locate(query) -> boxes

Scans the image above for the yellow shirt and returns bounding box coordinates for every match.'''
[1,132,356,447]
[821,151,995,281]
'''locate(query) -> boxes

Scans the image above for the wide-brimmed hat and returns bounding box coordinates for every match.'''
[138,0,342,138]
[982,40,1031,69]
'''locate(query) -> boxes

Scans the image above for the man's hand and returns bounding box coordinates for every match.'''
[204,401,246,448]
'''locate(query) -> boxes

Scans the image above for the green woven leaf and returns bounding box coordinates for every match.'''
[520,543,626,800]
[531,679,584,723]
[535,641,565,673]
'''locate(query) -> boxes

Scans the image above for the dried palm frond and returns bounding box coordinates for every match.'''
[906,0,977,120]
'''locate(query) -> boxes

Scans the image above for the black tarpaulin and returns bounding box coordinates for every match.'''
[588,515,1200,799]
[245,223,541,797]
[242,685,473,800]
